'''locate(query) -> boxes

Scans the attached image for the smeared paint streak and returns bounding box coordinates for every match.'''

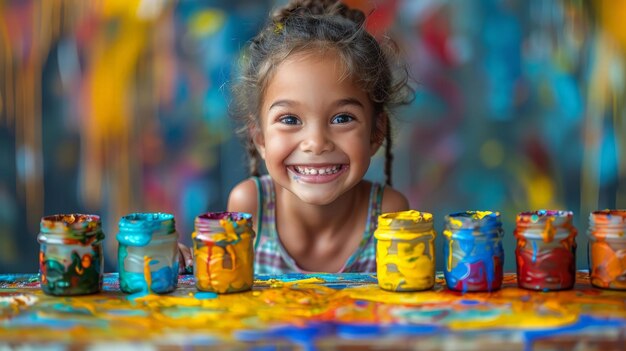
[515,211,577,291]
[117,213,179,294]
[375,211,437,292]
[1,272,625,349]
[443,211,504,293]
[588,210,626,290]
[143,255,152,292]
[193,212,255,293]
[37,214,105,296]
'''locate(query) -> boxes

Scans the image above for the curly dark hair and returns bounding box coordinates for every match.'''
[230,0,413,186]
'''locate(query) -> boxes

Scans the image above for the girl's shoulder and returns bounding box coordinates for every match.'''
[227,177,259,216]
[379,184,410,214]
[358,180,409,213]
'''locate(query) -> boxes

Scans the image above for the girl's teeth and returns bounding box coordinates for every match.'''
[294,165,341,175]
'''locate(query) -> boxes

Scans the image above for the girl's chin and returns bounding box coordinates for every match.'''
[286,182,355,206]
[292,193,339,206]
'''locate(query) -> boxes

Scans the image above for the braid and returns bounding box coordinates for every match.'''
[384,115,393,187]
[245,138,260,177]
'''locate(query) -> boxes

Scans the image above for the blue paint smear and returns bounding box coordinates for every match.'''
[237,322,445,349]
[194,291,217,299]
[387,324,444,336]
[237,323,332,351]
[522,315,626,351]
[0,274,39,283]
[459,299,481,305]
[237,316,625,350]
[3,313,108,329]
[336,323,383,339]
[127,290,150,300]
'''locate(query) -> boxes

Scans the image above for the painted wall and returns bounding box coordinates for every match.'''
[0,0,624,273]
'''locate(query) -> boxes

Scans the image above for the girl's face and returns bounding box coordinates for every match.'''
[255,51,380,205]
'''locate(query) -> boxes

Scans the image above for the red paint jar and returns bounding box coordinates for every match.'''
[514,210,577,291]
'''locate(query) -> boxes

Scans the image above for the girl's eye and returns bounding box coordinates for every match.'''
[279,115,301,125]
[331,114,354,124]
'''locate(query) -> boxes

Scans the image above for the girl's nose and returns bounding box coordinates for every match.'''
[300,126,334,154]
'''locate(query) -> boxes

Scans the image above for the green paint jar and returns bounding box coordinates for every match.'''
[38,214,105,296]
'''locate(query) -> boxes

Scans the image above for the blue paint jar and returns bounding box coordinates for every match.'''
[443,211,504,292]
[117,212,179,294]
[38,214,105,296]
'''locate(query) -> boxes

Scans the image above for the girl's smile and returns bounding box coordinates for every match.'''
[287,164,349,184]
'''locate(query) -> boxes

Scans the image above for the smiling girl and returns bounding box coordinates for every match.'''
[227,0,414,274]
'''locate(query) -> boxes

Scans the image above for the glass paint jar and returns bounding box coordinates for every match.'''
[588,210,626,290]
[117,212,179,294]
[443,211,504,292]
[515,210,577,291]
[193,212,255,293]
[38,214,105,296]
[374,210,436,292]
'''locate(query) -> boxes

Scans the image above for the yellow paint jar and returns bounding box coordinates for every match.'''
[374,210,436,291]
[192,212,255,293]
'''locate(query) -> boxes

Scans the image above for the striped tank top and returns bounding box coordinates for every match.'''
[252,175,384,274]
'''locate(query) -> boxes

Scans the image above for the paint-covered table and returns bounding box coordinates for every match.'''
[1,272,625,350]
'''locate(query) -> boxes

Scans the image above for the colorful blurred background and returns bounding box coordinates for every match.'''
[1,0,624,273]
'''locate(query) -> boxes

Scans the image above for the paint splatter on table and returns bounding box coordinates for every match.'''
[1,272,625,350]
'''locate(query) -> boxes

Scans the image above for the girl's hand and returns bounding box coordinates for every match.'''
[178,242,194,275]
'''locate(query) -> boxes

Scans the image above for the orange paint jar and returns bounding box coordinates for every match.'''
[588,210,626,290]
[192,212,255,293]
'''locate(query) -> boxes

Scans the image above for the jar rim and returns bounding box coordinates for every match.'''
[517,210,573,221]
[120,212,174,223]
[117,212,177,243]
[446,210,500,220]
[516,210,575,234]
[194,211,254,237]
[514,227,576,240]
[378,210,433,227]
[375,229,436,241]
[379,210,433,222]
[589,209,626,221]
[40,214,101,235]
[196,211,252,222]
[444,211,501,230]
